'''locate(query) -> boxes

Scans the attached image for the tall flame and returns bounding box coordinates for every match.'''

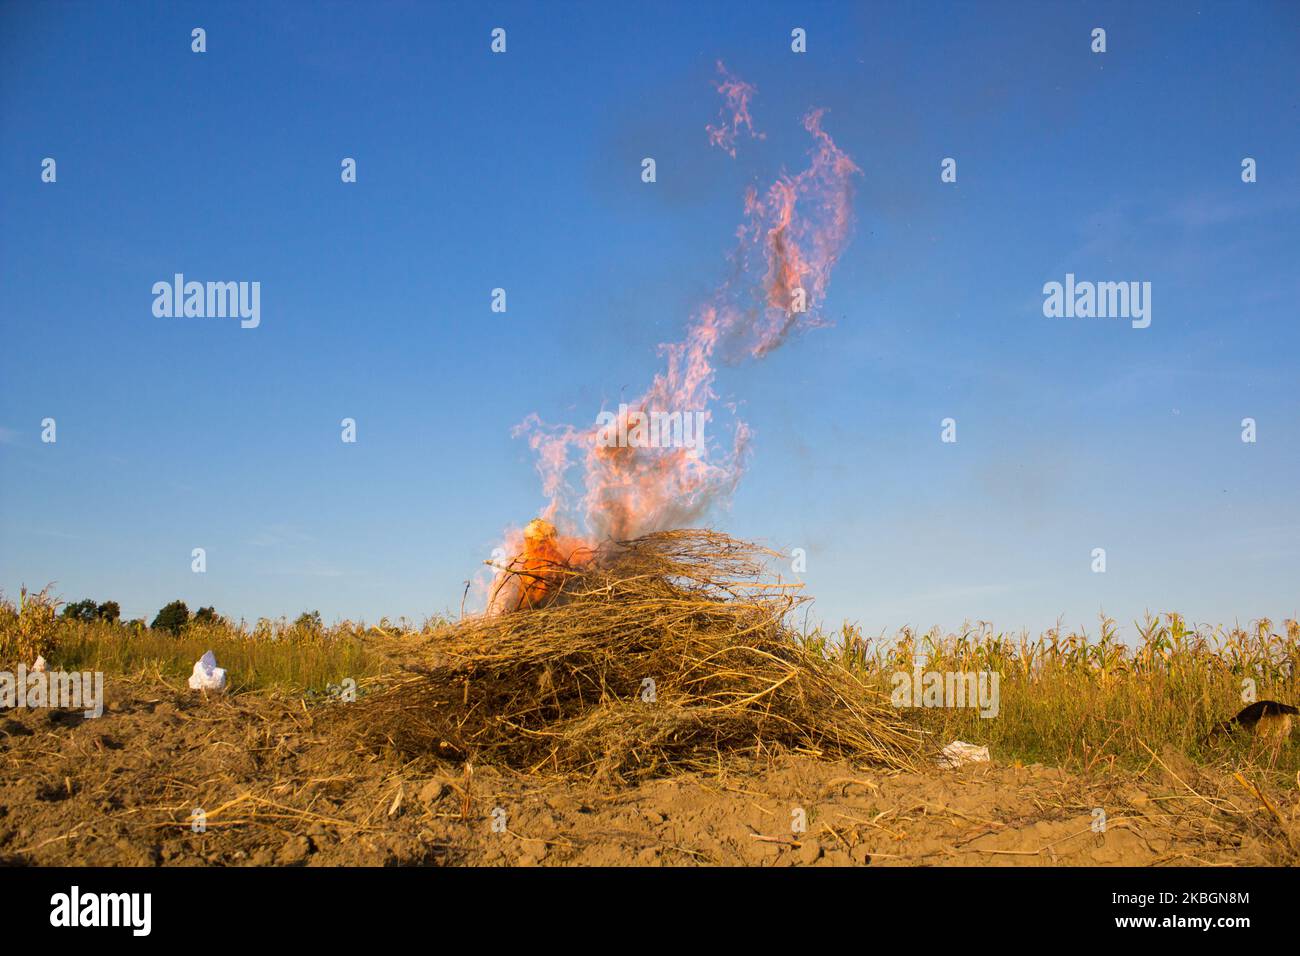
[501,64,860,578]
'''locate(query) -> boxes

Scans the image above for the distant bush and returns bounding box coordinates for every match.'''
[151,600,190,634]
[62,599,122,624]
[192,606,220,626]
[61,599,98,622]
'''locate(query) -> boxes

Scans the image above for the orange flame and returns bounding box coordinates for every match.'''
[487,518,594,614]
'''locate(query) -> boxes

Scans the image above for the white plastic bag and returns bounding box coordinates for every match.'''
[188,650,228,692]
[936,740,989,769]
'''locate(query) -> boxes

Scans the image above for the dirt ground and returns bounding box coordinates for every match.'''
[1,678,1295,866]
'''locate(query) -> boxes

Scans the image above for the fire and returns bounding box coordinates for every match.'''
[487,518,593,614]
[487,64,860,613]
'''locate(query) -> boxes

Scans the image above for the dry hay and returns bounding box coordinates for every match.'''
[351,530,921,781]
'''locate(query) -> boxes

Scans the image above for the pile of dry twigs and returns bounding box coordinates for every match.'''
[352,530,921,780]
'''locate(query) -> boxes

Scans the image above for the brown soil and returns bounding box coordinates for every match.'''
[1,678,1294,866]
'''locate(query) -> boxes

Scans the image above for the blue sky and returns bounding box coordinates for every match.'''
[1,1,1297,637]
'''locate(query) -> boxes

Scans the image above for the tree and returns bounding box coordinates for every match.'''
[151,600,190,634]
[192,606,219,626]
[96,601,120,623]
[61,598,98,622]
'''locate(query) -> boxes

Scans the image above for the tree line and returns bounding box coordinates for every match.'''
[61,599,322,634]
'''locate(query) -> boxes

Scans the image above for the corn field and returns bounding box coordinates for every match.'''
[806,613,1299,777]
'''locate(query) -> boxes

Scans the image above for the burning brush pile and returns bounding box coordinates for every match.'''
[353,67,915,780]
[354,527,920,780]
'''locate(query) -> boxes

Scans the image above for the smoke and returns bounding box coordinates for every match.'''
[706,60,764,158]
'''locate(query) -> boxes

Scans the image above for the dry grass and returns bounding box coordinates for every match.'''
[0,588,389,694]
[351,530,922,781]
[813,614,1300,782]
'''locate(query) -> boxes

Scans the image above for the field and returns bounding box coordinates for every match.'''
[1,587,1297,866]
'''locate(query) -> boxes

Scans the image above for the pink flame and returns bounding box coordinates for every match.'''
[509,71,860,550]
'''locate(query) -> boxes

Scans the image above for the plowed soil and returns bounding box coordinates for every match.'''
[1,678,1295,866]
